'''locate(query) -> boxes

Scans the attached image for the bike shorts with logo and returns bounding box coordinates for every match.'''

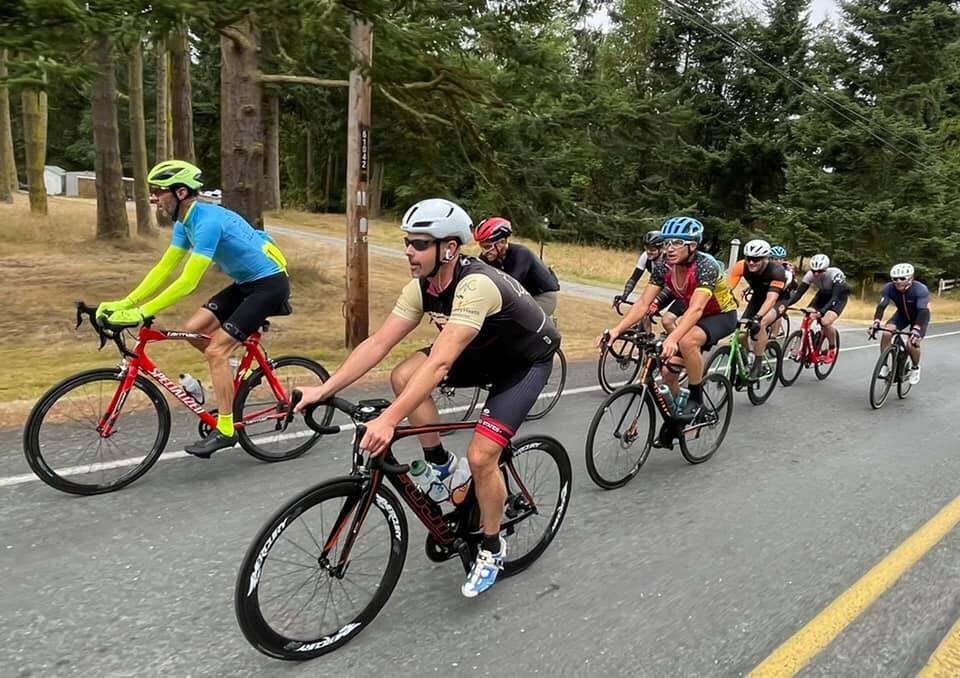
[203,272,290,341]
[423,346,556,447]
[810,290,849,316]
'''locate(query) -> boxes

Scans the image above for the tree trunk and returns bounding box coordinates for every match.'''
[21,88,47,215]
[220,17,264,229]
[369,161,384,218]
[0,49,17,201]
[263,91,280,211]
[323,149,333,213]
[305,127,314,207]
[155,39,172,227]
[169,26,196,163]
[92,34,130,239]
[129,39,155,235]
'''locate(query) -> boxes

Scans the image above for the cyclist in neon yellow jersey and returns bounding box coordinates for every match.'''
[96,160,290,458]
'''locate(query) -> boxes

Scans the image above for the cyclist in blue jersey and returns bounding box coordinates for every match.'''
[95,160,290,457]
[870,263,930,385]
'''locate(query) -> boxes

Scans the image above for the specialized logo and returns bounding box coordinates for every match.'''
[247,516,290,596]
[149,367,206,415]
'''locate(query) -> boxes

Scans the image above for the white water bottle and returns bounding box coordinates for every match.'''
[179,373,205,404]
[448,459,473,506]
[410,461,450,503]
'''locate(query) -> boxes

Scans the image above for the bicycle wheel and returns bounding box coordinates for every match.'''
[747,341,782,406]
[467,435,572,576]
[769,313,791,346]
[598,332,643,393]
[679,373,733,464]
[435,383,482,424]
[779,330,805,387]
[814,330,840,380]
[704,345,735,382]
[526,349,566,421]
[23,368,171,495]
[584,384,655,489]
[897,351,914,399]
[869,346,897,409]
[235,478,407,660]
[236,356,333,462]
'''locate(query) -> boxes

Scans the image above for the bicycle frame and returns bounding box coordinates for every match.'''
[715,325,751,378]
[793,310,825,364]
[97,325,276,437]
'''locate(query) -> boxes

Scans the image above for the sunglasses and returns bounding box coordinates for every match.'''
[479,241,499,252]
[745,256,765,263]
[892,276,911,283]
[664,239,691,249]
[403,237,437,252]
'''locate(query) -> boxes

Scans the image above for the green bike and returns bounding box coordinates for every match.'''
[704,321,782,406]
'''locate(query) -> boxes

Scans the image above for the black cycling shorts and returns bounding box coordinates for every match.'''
[888,312,912,331]
[696,310,738,351]
[424,346,555,447]
[203,272,290,341]
[743,293,789,322]
[811,290,849,317]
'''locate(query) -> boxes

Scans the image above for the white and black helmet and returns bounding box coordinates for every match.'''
[890,263,915,279]
[744,239,772,258]
[810,253,830,271]
[401,198,473,244]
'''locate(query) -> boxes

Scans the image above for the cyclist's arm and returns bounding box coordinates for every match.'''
[622,267,644,298]
[321,314,421,394]
[667,289,711,339]
[817,277,849,315]
[124,245,188,305]
[785,281,810,308]
[379,323,477,427]
[873,285,892,322]
[755,272,787,318]
[726,260,744,290]
[915,285,931,335]
[615,284,660,333]
[139,253,212,317]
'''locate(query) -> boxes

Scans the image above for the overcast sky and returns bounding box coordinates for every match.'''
[809,0,839,22]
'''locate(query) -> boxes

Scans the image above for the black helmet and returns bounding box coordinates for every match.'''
[644,230,664,247]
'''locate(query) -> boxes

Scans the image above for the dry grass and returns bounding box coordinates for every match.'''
[0,196,616,422]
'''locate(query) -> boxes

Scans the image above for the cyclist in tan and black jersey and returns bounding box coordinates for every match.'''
[296,198,559,599]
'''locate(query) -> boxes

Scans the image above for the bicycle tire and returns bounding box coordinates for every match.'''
[704,344,735,383]
[868,345,897,409]
[814,330,839,380]
[526,349,566,421]
[584,384,655,489]
[679,373,733,464]
[435,384,482,427]
[897,350,914,399]
[235,356,333,462]
[598,332,643,393]
[779,330,805,386]
[467,435,572,575]
[23,368,171,495]
[747,341,782,406]
[235,477,407,660]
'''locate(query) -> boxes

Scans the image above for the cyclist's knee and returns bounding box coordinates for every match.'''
[467,434,502,472]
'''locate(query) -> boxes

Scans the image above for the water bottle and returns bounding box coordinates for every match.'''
[179,373,205,404]
[448,459,473,506]
[409,460,450,503]
[658,385,676,413]
[675,387,690,411]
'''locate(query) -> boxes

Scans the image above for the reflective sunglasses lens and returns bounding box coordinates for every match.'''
[404,238,434,251]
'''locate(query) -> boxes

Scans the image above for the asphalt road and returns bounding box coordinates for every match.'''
[2,325,960,678]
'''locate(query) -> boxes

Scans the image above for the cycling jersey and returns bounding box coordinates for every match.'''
[875,281,931,335]
[786,267,850,314]
[649,251,738,316]
[727,260,788,298]
[392,256,560,366]
[172,202,286,284]
[621,251,661,298]
[491,244,559,297]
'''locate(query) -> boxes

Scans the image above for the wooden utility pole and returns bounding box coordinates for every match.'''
[344,17,372,348]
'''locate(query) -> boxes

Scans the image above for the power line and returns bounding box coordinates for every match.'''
[662,0,944,178]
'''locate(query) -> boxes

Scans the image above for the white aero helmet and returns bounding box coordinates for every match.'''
[743,239,771,258]
[890,262,915,279]
[401,198,473,244]
[809,253,830,271]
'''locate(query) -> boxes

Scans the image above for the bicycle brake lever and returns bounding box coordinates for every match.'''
[285,389,304,427]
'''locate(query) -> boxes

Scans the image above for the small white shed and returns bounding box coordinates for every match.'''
[44,165,66,195]
[65,171,96,197]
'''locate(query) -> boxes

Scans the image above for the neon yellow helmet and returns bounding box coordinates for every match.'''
[147,160,203,190]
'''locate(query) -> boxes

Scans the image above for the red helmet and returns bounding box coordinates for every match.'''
[474,216,513,243]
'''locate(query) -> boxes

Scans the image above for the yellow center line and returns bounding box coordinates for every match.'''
[918,617,960,677]
[749,494,960,678]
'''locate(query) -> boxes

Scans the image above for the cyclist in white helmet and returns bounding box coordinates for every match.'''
[296,198,560,599]
[784,253,849,364]
[870,263,930,385]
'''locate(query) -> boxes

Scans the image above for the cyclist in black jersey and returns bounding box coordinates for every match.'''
[296,199,560,599]
[474,216,560,315]
[727,239,789,380]
[614,230,681,332]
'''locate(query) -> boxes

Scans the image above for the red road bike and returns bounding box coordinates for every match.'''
[779,308,840,386]
[22,302,333,495]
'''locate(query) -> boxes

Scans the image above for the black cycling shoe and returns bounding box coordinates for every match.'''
[652,422,675,450]
[748,357,764,382]
[185,430,238,459]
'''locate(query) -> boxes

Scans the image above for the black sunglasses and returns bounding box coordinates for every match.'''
[403,237,437,252]
[745,256,765,263]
